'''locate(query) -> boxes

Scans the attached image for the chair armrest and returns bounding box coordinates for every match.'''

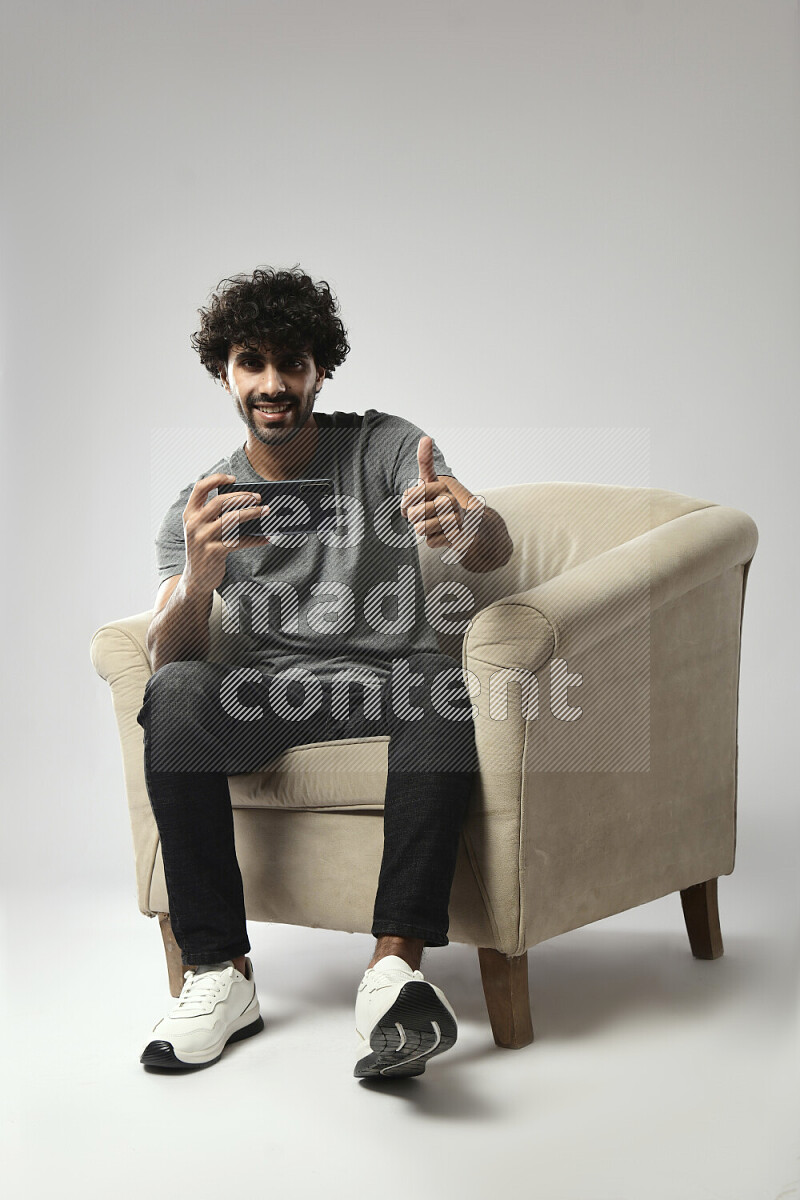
[90,611,158,915]
[89,610,153,682]
[465,504,759,673]
[458,503,758,954]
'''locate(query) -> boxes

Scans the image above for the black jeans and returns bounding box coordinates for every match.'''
[136,651,478,966]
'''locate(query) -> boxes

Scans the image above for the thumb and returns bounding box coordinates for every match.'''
[417,435,439,484]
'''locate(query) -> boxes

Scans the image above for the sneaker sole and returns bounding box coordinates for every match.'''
[140,1011,264,1071]
[354,981,457,1079]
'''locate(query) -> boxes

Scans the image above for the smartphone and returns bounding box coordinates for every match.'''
[217,478,336,538]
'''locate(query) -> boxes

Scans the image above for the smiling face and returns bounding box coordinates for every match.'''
[221,344,326,446]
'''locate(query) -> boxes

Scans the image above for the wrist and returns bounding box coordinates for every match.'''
[180,571,214,604]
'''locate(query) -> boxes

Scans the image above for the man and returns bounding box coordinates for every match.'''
[137,266,514,1078]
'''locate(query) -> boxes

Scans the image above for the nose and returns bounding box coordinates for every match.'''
[258,362,285,397]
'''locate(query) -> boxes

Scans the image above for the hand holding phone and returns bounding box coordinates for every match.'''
[217,478,336,538]
[181,474,271,594]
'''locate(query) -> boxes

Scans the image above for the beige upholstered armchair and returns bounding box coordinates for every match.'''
[90,482,758,1049]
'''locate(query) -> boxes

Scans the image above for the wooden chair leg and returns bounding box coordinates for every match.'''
[477,947,534,1049]
[680,878,724,959]
[157,912,187,997]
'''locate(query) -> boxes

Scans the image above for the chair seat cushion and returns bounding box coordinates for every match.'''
[228,736,390,811]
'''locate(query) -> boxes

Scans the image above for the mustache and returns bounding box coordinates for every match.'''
[248,393,296,406]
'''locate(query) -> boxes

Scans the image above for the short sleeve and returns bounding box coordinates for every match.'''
[367,411,455,497]
[154,483,193,586]
[153,454,234,587]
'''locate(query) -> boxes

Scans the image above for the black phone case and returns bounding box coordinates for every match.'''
[217,479,336,537]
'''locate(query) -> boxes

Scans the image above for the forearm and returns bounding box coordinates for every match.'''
[146,576,214,672]
[458,506,514,573]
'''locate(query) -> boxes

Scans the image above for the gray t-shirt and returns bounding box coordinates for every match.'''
[154,408,456,682]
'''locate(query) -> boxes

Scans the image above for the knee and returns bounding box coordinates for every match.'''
[139,660,222,735]
[143,660,216,706]
[139,661,225,772]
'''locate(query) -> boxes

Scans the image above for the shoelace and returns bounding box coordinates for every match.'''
[169,967,233,1015]
[362,966,424,993]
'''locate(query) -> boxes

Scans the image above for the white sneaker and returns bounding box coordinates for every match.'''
[140,958,263,1070]
[354,955,458,1078]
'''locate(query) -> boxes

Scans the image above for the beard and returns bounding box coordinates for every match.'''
[240,386,314,446]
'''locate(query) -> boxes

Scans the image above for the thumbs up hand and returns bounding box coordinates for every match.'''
[400,436,465,548]
[416,435,439,484]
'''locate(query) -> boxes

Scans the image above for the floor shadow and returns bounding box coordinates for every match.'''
[246,923,787,1055]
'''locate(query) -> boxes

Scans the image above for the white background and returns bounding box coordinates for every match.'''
[2,2,797,1198]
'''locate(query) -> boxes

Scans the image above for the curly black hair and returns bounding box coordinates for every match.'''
[191,266,350,382]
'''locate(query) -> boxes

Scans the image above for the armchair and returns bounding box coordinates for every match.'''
[90,482,758,1048]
